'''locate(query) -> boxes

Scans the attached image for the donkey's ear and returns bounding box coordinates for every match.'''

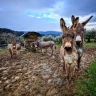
[82,16,93,26]
[72,16,79,28]
[60,18,67,32]
[71,15,75,25]
[74,17,79,26]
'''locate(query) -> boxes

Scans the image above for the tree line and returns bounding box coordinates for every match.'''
[0,28,24,47]
[0,28,96,47]
[41,28,96,44]
[84,28,96,42]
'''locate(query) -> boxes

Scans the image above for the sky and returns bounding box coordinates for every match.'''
[0,0,96,31]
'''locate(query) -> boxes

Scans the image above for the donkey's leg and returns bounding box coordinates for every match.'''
[45,48,47,54]
[41,48,44,55]
[9,49,13,58]
[11,52,13,58]
[63,61,65,71]
[50,46,53,55]
[77,56,81,69]
[65,63,69,78]
[68,64,71,81]
[71,63,76,79]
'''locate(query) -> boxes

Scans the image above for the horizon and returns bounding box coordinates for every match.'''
[0,0,96,31]
[0,27,95,32]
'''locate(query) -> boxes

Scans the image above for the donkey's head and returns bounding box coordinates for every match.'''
[60,18,75,53]
[12,39,16,44]
[32,40,39,48]
[71,15,93,46]
[11,39,16,49]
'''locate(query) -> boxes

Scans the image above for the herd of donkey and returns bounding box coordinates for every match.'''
[7,15,93,81]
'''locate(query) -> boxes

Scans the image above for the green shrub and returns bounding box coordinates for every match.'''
[41,35,55,41]
[41,35,62,45]
[55,35,62,44]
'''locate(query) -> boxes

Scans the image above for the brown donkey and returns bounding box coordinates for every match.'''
[60,18,78,80]
[33,40,56,55]
[71,15,93,69]
[8,39,21,58]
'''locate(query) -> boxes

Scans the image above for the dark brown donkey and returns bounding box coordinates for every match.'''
[60,18,78,80]
[71,15,93,69]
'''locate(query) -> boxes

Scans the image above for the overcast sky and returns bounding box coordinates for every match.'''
[0,0,96,31]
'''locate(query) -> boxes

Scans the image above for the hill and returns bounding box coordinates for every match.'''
[0,28,62,37]
[0,28,24,37]
[38,31,62,36]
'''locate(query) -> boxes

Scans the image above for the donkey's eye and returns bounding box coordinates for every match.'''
[62,35,65,39]
[62,36,64,39]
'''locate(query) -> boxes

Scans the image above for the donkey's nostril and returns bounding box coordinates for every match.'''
[65,47,72,51]
[76,41,81,45]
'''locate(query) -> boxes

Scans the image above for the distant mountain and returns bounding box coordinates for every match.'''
[23,31,62,36]
[0,28,62,37]
[38,31,62,36]
[0,28,24,37]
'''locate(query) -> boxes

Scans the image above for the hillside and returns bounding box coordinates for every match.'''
[0,28,62,37]
[0,28,24,37]
[38,31,62,36]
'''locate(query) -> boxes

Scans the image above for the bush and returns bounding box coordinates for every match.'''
[55,35,62,44]
[41,35,62,44]
[76,61,96,96]
[84,28,96,42]
[41,35,55,41]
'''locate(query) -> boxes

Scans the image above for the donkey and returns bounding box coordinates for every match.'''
[71,15,93,69]
[8,39,21,58]
[33,40,56,55]
[60,18,78,80]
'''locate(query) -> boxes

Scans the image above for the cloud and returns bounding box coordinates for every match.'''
[0,0,56,10]
[60,0,96,17]
[0,0,96,31]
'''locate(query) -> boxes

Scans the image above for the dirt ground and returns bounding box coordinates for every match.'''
[0,46,96,96]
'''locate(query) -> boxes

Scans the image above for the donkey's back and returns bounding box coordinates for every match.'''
[40,41,55,48]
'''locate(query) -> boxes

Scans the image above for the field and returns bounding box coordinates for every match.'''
[85,42,96,46]
[56,42,96,47]
[0,46,96,96]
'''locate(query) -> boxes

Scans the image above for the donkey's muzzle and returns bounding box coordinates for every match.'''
[13,45,16,49]
[64,42,72,51]
[76,41,81,45]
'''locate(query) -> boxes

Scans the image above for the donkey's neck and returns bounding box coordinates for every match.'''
[76,42,83,49]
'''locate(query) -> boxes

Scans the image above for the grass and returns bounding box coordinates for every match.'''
[56,42,96,47]
[56,43,61,47]
[0,48,8,52]
[85,42,96,47]
[76,60,96,96]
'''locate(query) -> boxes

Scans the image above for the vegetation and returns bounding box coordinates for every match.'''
[41,35,55,41]
[76,60,96,96]
[0,48,8,52]
[40,29,96,47]
[0,28,96,48]
[0,28,24,47]
[84,28,96,42]
[85,42,96,46]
